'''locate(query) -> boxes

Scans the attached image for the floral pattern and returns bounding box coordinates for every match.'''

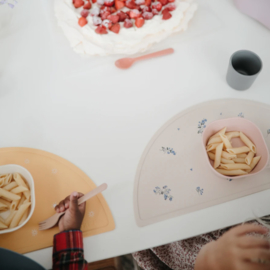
[160,147,176,155]
[153,186,173,201]
[227,178,233,182]
[196,187,203,195]
[0,0,17,8]
[238,112,244,118]
[198,119,207,134]
[32,230,38,237]
[89,211,95,217]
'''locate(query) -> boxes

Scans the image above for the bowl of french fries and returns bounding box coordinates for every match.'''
[202,118,269,179]
[0,165,35,234]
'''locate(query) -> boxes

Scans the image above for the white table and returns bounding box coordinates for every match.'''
[1,0,270,269]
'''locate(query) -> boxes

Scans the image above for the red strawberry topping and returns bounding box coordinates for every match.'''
[92,0,97,3]
[142,6,151,12]
[110,23,121,34]
[115,0,125,10]
[142,11,153,20]
[130,9,141,18]
[168,0,175,2]
[107,14,120,23]
[152,8,159,15]
[74,0,84,8]
[162,7,170,14]
[78,17,88,27]
[123,18,133,28]
[135,17,144,28]
[117,11,128,21]
[144,0,151,6]
[166,3,176,11]
[110,7,117,13]
[162,10,171,20]
[83,1,92,9]
[125,0,137,9]
[95,25,108,34]
[102,19,113,28]
[104,0,115,6]
[81,9,90,18]
[101,11,111,20]
[93,16,102,25]
[90,7,100,16]
[152,2,162,11]
[158,0,168,5]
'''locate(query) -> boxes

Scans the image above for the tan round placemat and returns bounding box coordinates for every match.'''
[134,99,270,227]
[0,147,115,253]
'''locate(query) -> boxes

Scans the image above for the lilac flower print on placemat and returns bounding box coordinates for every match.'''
[160,147,176,155]
[0,0,17,8]
[196,187,203,195]
[153,186,173,201]
[198,118,207,134]
[238,112,244,118]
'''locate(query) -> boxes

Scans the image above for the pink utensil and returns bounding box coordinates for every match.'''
[202,118,270,179]
[115,48,174,69]
[38,183,107,230]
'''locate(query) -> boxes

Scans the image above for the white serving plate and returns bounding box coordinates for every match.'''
[0,165,35,234]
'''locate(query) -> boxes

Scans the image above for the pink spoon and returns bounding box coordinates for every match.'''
[115,48,174,69]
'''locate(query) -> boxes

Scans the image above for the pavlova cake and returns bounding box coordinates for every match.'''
[54,0,197,56]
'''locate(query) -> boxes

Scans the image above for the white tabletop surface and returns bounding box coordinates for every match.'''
[1,0,270,269]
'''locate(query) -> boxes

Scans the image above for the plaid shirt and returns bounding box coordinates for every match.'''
[53,230,88,270]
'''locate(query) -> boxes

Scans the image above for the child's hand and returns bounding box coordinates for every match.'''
[195,224,270,270]
[54,192,86,232]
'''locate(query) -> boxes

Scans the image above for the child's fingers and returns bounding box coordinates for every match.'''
[232,224,268,237]
[241,262,270,270]
[239,236,270,249]
[55,200,66,213]
[242,248,270,263]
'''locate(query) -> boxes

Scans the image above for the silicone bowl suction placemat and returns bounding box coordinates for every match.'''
[134,99,270,227]
[0,147,115,254]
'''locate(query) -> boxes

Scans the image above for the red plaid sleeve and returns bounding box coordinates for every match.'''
[53,230,88,270]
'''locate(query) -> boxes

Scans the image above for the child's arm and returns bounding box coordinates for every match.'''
[53,192,87,270]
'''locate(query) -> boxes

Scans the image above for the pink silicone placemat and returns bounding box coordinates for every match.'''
[134,99,270,227]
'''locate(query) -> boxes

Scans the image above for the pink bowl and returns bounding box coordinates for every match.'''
[202,117,269,179]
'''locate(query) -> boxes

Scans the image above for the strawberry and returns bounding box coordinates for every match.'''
[168,0,175,2]
[78,17,88,27]
[110,23,121,34]
[93,16,102,25]
[162,7,170,14]
[130,9,141,18]
[102,19,113,28]
[144,0,151,6]
[115,0,125,10]
[135,0,145,4]
[142,11,153,20]
[100,6,111,14]
[101,11,111,20]
[90,7,100,16]
[104,0,115,6]
[135,17,144,27]
[125,0,137,9]
[125,10,131,17]
[166,3,176,11]
[81,9,90,18]
[152,8,159,15]
[158,0,167,5]
[117,11,128,21]
[142,6,151,12]
[152,2,162,11]
[83,1,92,9]
[95,25,108,34]
[110,7,117,13]
[92,0,97,2]
[107,14,120,23]
[162,10,171,20]
[74,0,84,8]
[123,18,133,28]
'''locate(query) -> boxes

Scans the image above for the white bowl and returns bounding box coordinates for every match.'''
[0,165,35,234]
